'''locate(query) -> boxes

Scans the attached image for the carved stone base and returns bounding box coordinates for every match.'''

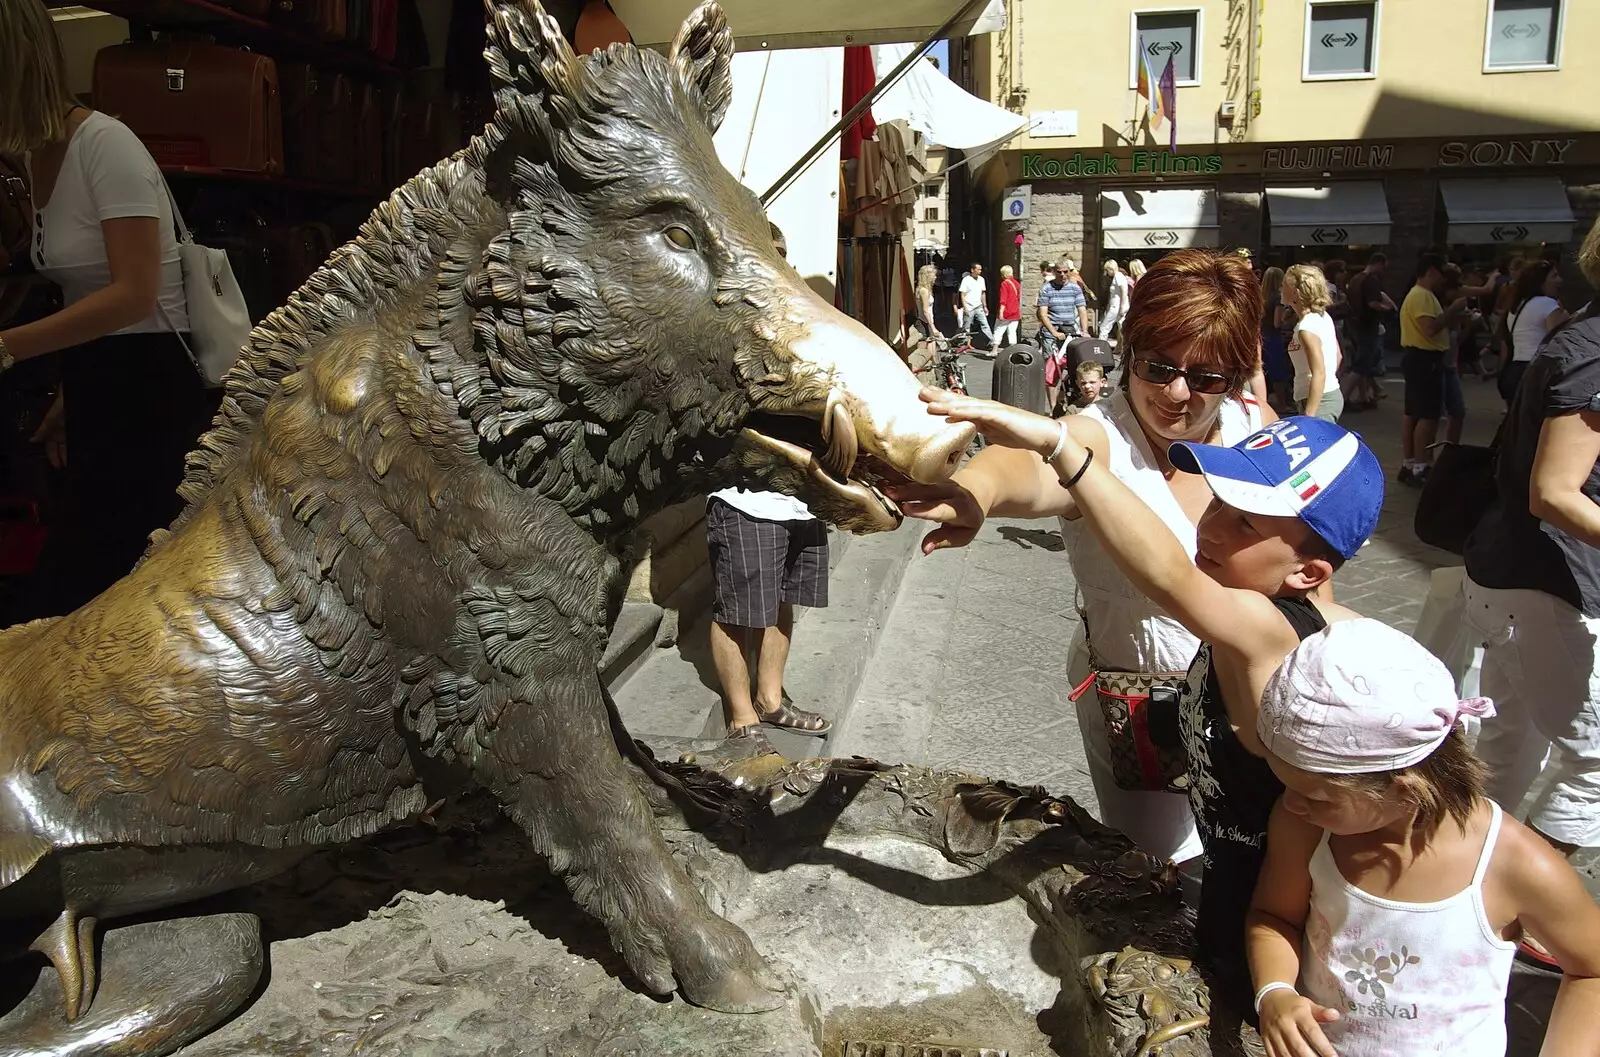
[1,747,1253,1057]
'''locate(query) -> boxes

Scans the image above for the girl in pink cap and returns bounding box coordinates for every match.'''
[1246,619,1600,1057]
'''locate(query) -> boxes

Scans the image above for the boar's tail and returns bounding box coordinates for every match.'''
[600,683,731,825]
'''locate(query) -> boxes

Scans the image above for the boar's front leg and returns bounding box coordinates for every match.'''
[467,659,786,1013]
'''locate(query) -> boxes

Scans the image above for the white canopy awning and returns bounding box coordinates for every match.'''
[614,0,1005,50]
[1266,182,1391,246]
[1100,189,1218,250]
[1439,178,1576,245]
[714,48,844,296]
[870,43,1027,155]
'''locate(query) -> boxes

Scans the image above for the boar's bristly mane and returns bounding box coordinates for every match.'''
[174,0,762,542]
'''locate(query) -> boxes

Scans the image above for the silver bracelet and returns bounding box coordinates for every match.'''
[0,334,12,373]
[1253,981,1297,1014]
[1044,419,1069,463]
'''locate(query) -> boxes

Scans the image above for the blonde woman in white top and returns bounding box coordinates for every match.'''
[1098,260,1130,342]
[1282,265,1344,422]
[0,0,214,613]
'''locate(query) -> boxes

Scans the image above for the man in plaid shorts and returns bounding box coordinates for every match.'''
[706,488,832,742]
[705,221,833,743]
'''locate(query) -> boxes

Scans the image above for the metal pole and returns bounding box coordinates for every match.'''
[759,0,993,207]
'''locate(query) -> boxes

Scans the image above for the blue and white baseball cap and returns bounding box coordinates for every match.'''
[1168,417,1383,560]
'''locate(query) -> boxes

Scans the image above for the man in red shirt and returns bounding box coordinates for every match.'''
[995,264,1022,350]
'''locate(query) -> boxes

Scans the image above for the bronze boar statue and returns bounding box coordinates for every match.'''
[0,1,974,1051]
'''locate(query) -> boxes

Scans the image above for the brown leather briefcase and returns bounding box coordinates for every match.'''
[215,0,272,15]
[279,62,356,184]
[354,82,384,190]
[93,41,284,174]
[270,0,346,40]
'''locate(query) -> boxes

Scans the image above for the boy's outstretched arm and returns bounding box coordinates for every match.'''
[903,391,1292,652]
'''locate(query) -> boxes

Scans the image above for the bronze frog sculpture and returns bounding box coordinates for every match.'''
[0,2,972,1052]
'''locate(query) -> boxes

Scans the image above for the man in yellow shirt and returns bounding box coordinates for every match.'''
[1398,253,1472,485]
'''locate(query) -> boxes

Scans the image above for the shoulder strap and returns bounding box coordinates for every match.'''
[1272,596,1328,640]
[1471,801,1501,888]
[155,169,193,246]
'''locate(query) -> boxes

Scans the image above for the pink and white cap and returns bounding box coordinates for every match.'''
[1257,618,1496,775]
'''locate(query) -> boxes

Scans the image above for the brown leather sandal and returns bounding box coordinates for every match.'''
[724,723,776,754]
[755,701,832,736]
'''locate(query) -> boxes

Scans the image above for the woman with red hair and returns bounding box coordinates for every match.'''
[891,249,1271,867]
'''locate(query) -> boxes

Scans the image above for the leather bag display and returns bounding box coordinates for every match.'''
[0,156,32,275]
[270,0,347,40]
[93,41,284,174]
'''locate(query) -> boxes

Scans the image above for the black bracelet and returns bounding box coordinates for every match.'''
[1058,446,1094,489]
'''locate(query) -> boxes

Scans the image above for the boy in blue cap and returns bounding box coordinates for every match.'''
[894,402,1385,1006]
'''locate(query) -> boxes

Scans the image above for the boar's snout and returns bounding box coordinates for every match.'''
[780,286,975,485]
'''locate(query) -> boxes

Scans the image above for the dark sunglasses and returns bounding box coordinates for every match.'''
[1130,358,1234,396]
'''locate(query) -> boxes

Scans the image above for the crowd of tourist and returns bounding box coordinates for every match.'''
[892,228,1600,1057]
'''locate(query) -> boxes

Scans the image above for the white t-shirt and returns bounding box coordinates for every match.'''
[27,111,188,334]
[958,273,987,312]
[709,487,814,522]
[1510,295,1561,363]
[1288,310,1342,401]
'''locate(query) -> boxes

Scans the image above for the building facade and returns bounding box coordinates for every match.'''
[962,0,1600,304]
[913,147,950,254]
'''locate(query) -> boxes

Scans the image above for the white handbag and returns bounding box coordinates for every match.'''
[158,178,252,387]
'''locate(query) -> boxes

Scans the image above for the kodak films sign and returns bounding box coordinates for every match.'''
[1021,150,1223,179]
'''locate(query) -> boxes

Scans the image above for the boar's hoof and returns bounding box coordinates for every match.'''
[669,916,787,1013]
[0,913,262,1057]
[679,961,788,1015]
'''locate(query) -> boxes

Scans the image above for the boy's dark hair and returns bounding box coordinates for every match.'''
[1297,530,1347,573]
[1414,252,1446,279]
[1367,251,1387,267]
[1327,727,1488,838]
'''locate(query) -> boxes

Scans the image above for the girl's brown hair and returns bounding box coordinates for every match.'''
[1326,727,1488,837]
[1120,249,1264,395]
[0,0,76,155]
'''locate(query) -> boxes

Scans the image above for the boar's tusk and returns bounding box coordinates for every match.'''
[823,396,858,481]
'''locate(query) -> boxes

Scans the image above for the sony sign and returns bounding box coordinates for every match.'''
[1439,139,1576,167]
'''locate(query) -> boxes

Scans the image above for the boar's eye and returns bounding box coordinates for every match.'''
[664,225,697,251]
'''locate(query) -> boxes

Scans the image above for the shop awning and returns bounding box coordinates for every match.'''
[714,48,845,296]
[870,43,1027,155]
[614,0,1005,50]
[1100,189,1219,250]
[1439,178,1576,245]
[1266,183,1391,246]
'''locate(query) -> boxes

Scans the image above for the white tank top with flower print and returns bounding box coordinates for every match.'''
[1300,801,1516,1057]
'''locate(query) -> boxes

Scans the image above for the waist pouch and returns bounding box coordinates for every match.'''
[1072,655,1189,794]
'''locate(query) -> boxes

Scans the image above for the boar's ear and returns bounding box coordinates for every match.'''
[669,1,735,134]
[484,0,582,104]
